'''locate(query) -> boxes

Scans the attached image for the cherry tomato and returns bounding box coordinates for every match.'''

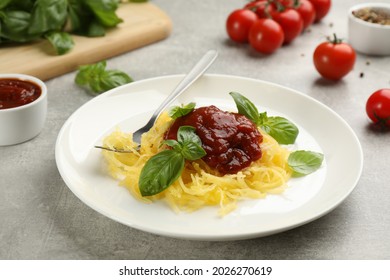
[366,89,390,128]
[313,35,356,80]
[308,0,331,22]
[271,8,303,44]
[296,0,316,29]
[249,18,284,54]
[226,9,258,43]
[278,0,294,7]
[244,0,276,18]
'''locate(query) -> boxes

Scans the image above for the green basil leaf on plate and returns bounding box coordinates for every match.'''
[288,150,324,177]
[164,139,180,150]
[177,126,200,146]
[177,126,206,160]
[260,115,299,145]
[139,150,185,196]
[229,91,260,125]
[169,102,196,120]
[180,141,206,161]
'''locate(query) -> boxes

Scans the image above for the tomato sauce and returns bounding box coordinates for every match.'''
[165,105,263,174]
[0,78,41,109]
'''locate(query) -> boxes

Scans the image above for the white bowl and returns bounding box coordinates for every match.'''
[348,3,390,56]
[0,74,47,146]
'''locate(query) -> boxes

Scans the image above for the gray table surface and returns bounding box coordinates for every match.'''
[1,0,389,260]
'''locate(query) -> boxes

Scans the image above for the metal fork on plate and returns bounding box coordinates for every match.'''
[96,50,218,153]
[132,49,218,146]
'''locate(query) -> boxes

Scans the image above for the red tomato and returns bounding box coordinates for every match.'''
[296,0,316,29]
[244,0,276,18]
[271,9,303,44]
[244,0,265,10]
[248,18,284,54]
[308,0,331,22]
[278,0,294,7]
[226,9,258,43]
[366,89,390,128]
[313,35,356,80]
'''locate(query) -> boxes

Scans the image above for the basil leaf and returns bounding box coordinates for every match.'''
[164,140,183,154]
[177,126,201,146]
[181,142,206,161]
[139,125,206,196]
[164,139,180,149]
[67,0,92,35]
[168,102,196,120]
[75,61,132,94]
[85,20,106,37]
[139,150,184,196]
[75,61,106,92]
[170,126,206,160]
[100,69,133,91]
[28,0,68,35]
[6,0,36,11]
[44,31,74,55]
[75,61,103,84]
[230,92,299,144]
[261,116,299,145]
[0,10,37,42]
[229,91,260,125]
[288,150,324,177]
[0,0,13,9]
[84,0,122,27]
[177,126,204,156]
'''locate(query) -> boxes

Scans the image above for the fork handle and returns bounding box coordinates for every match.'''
[147,50,218,125]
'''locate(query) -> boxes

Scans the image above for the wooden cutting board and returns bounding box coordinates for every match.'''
[0,3,172,81]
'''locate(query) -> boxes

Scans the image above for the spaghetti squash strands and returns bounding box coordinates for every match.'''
[101,113,292,216]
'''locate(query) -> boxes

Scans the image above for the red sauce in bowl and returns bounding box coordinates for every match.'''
[165,105,263,174]
[0,78,41,110]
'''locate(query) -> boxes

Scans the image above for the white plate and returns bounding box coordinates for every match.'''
[55,74,363,241]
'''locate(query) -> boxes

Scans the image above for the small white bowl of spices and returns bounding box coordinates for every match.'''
[348,3,390,56]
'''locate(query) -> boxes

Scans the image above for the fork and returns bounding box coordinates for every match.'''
[132,49,218,146]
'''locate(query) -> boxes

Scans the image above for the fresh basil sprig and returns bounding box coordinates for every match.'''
[139,126,206,196]
[288,150,324,177]
[229,91,299,145]
[229,91,323,175]
[75,60,133,94]
[168,102,196,120]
